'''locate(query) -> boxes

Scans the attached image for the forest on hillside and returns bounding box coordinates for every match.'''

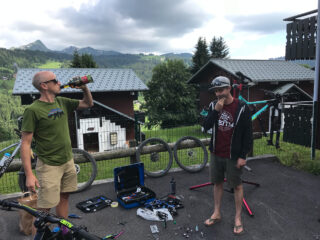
[0,79,25,141]
[0,48,191,83]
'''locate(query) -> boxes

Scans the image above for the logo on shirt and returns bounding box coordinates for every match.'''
[218,110,234,131]
[48,108,64,120]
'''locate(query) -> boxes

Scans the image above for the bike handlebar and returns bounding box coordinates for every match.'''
[0,200,102,240]
[235,71,253,83]
[232,84,251,89]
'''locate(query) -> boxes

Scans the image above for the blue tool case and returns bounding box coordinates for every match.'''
[114,163,156,209]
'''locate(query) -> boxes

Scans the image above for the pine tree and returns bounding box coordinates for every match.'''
[70,50,81,68]
[80,54,98,68]
[191,37,210,74]
[209,36,229,59]
[70,50,98,68]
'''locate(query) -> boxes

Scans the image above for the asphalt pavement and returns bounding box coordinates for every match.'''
[0,156,319,240]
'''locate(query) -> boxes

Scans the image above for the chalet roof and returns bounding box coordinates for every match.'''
[13,68,148,95]
[93,100,136,122]
[188,59,315,84]
[272,83,312,100]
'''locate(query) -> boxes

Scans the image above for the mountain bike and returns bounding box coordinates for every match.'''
[0,199,115,240]
[233,71,298,148]
[0,117,97,193]
[136,136,208,177]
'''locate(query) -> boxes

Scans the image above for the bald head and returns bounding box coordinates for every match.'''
[32,71,56,91]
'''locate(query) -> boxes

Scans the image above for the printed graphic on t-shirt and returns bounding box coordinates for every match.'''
[48,108,64,120]
[218,110,234,132]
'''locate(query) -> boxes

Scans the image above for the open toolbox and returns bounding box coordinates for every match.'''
[114,163,156,209]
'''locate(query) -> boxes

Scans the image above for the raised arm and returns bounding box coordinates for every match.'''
[203,101,218,132]
[77,85,94,109]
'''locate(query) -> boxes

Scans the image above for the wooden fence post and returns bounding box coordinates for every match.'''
[129,140,137,164]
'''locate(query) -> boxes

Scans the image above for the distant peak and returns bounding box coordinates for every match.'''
[16,40,51,52]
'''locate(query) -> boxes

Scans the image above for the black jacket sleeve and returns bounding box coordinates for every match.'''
[239,104,253,159]
[203,101,219,132]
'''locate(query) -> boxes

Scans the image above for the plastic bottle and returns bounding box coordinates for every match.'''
[170,177,176,195]
[0,153,11,167]
[60,75,93,89]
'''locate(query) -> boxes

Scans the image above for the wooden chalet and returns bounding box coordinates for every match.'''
[13,68,148,152]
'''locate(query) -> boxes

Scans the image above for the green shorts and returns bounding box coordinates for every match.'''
[36,158,77,209]
[210,154,243,188]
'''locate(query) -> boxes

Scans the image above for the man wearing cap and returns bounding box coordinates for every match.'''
[203,76,252,235]
[20,71,93,235]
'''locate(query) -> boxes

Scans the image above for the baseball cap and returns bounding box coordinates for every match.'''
[208,76,231,92]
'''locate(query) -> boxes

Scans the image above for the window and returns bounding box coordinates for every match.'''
[110,132,118,145]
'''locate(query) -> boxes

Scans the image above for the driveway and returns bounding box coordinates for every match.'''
[0,156,319,240]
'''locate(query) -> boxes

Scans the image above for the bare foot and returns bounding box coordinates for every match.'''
[204,213,221,226]
[234,218,244,235]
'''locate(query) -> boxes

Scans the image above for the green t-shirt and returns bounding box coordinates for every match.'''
[22,96,79,166]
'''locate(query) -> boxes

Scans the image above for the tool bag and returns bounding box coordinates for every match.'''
[18,192,38,235]
[76,195,112,213]
[114,163,156,209]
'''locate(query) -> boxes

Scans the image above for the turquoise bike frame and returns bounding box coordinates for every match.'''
[238,95,270,121]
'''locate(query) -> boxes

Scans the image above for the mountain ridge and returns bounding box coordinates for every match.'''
[13,40,192,58]
[1,41,193,83]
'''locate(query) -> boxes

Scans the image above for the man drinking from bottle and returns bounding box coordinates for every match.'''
[20,71,93,236]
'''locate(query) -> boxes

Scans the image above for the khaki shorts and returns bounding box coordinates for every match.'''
[36,158,77,209]
[210,154,243,188]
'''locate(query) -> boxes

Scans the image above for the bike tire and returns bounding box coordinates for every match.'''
[18,148,97,193]
[173,136,208,173]
[136,138,173,178]
[71,148,97,193]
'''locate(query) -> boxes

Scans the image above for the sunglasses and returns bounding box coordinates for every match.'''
[42,79,58,85]
[212,80,227,87]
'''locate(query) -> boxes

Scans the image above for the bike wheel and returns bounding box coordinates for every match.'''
[173,136,208,173]
[18,148,97,193]
[136,138,173,177]
[71,148,97,193]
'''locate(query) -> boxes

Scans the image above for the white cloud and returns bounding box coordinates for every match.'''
[0,0,317,58]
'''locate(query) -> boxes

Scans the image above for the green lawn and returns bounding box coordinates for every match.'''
[254,135,320,175]
[38,61,63,68]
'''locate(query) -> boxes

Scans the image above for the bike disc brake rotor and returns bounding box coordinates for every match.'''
[187,149,196,159]
[74,164,80,174]
[150,152,159,162]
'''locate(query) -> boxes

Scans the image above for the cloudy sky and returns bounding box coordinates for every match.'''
[0,0,317,59]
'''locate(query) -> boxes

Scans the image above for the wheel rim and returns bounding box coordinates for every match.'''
[137,138,172,177]
[174,137,208,172]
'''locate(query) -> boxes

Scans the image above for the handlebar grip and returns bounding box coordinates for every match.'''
[0,200,18,208]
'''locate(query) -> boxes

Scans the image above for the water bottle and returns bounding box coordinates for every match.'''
[0,153,11,167]
[170,177,176,195]
[52,227,60,233]
[60,75,93,89]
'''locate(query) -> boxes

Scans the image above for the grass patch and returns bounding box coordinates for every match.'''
[254,135,320,175]
[38,61,63,68]
[143,125,210,143]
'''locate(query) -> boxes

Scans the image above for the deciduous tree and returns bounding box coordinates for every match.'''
[143,59,197,128]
